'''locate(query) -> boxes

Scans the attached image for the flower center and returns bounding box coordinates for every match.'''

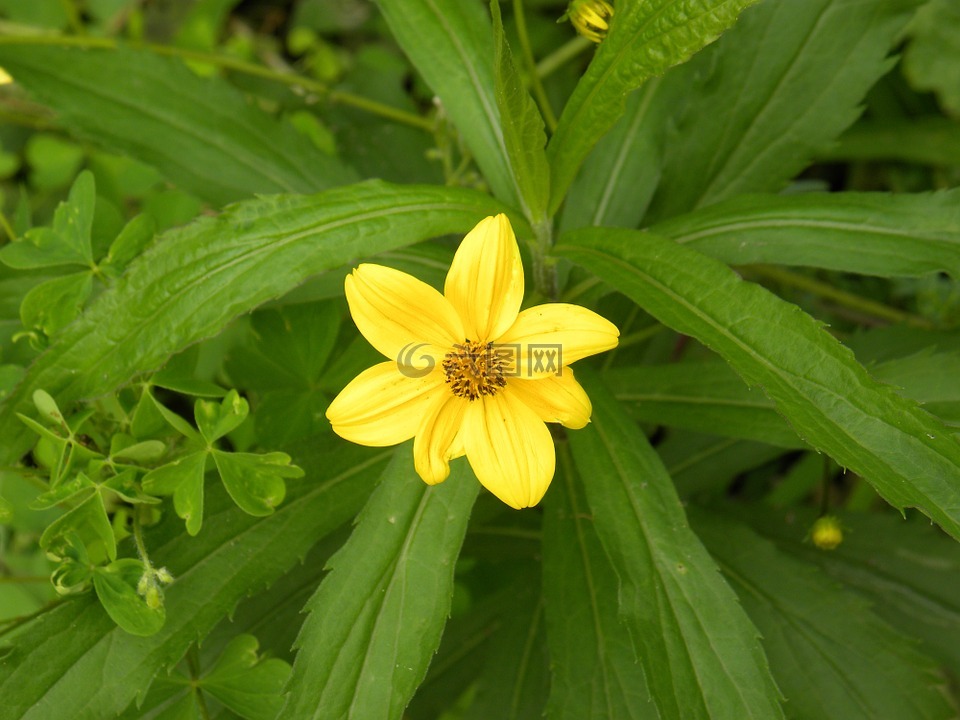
[442,339,507,400]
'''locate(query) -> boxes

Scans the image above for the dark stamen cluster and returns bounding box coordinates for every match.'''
[442,339,507,400]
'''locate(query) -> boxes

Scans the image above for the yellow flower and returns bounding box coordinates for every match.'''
[563,0,614,44]
[326,214,619,508]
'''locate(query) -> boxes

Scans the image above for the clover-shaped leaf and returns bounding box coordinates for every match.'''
[211,451,300,516]
[142,452,207,536]
[92,558,166,636]
[201,634,292,720]
[49,532,94,595]
[0,170,95,270]
[195,389,249,443]
[40,486,117,562]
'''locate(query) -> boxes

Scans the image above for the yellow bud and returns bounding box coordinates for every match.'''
[811,515,843,550]
[563,0,614,43]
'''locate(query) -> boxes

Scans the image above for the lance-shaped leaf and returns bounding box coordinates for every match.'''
[0,42,357,206]
[568,370,784,719]
[691,510,955,720]
[282,450,478,720]
[558,227,960,540]
[644,0,924,222]
[651,190,960,279]
[490,0,549,223]
[0,440,391,720]
[542,449,656,720]
[0,181,517,466]
[547,0,762,214]
[373,0,518,206]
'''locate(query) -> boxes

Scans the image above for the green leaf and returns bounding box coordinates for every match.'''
[372,0,517,206]
[0,440,390,720]
[40,489,117,562]
[0,181,515,466]
[547,0,762,214]
[462,580,550,720]
[692,510,955,720]
[282,449,478,720]
[212,450,300,517]
[644,0,923,223]
[31,472,94,509]
[490,0,548,223]
[195,390,249,443]
[0,494,12,523]
[111,439,166,463]
[32,388,63,425]
[741,506,960,673]
[659,432,785,499]
[904,0,960,117]
[0,170,95,269]
[20,272,94,336]
[101,214,156,275]
[201,635,291,720]
[608,362,804,448]
[93,559,166,637]
[652,190,960,279]
[0,42,357,207]
[542,451,655,720]
[559,228,960,541]
[821,116,960,166]
[568,370,784,720]
[141,451,207,536]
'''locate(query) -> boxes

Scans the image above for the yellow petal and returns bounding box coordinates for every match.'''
[414,392,468,485]
[444,214,524,341]
[462,392,556,509]
[506,369,592,429]
[346,264,464,362]
[326,361,445,446]
[496,303,619,378]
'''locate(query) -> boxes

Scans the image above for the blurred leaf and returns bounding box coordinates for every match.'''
[0,181,514,466]
[372,0,518,206]
[0,43,358,206]
[569,371,784,719]
[24,133,84,190]
[692,510,955,720]
[652,190,960,279]
[93,559,166,637]
[560,228,960,541]
[904,0,960,117]
[609,362,804,448]
[644,0,923,223]
[201,634,291,720]
[0,440,390,720]
[490,0,548,223]
[0,493,13,523]
[821,117,960,166]
[547,0,762,214]
[282,449,478,719]
[542,453,655,720]
[462,580,550,720]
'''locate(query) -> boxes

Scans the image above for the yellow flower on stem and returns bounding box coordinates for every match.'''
[326,214,619,509]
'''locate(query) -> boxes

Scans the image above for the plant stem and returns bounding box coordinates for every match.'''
[530,219,558,300]
[0,33,435,132]
[132,509,152,571]
[536,35,591,80]
[512,0,557,133]
[746,265,935,329]
[187,646,212,720]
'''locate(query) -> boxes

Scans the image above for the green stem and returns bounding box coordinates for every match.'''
[132,509,152,572]
[512,0,557,133]
[0,33,435,132]
[530,220,558,300]
[746,265,935,329]
[536,35,591,80]
[0,208,16,242]
[187,646,212,720]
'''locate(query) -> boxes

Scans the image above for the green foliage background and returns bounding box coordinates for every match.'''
[1,0,960,718]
